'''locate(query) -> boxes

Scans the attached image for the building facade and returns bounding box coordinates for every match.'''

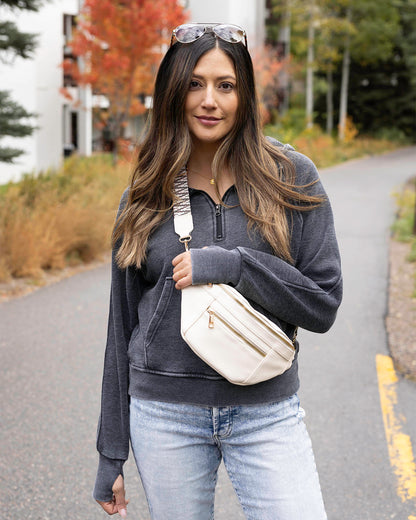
[0,0,91,184]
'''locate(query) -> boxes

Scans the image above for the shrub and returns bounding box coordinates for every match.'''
[0,155,131,281]
[264,120,405,169]
[372,127,410,145]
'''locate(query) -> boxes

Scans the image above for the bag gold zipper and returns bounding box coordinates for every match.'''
[216,285,297,350]
[207,309,267,358]
[220,285,295,347]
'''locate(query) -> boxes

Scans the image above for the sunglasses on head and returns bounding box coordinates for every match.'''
[170,23,248,49]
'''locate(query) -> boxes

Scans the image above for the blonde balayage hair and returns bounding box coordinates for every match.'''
[113,34,322,269]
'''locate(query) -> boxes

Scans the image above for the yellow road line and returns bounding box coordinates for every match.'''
[376,354,416,506]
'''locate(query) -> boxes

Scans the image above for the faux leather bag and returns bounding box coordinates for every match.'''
[173,171,296,386]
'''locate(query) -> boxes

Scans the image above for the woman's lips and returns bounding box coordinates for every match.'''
[196,116,221,126]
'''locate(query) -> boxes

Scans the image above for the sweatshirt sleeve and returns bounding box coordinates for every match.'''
[191,152,342,334]
[93,191,142,501]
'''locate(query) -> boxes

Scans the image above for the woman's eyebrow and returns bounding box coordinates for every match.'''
[192,73,236,81]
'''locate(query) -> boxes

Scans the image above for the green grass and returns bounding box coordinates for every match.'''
[391,184,416,295]
[392,188,416,243]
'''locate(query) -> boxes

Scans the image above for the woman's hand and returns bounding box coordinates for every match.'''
[172,251,192,290]
[96,474,128,517]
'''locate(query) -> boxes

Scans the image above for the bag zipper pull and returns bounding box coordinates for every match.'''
[208,310,215,329]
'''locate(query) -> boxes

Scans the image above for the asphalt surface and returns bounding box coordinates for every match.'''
[1,146,416,519]
[299,146,416,519]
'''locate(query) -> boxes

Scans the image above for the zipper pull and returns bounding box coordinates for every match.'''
[215,205,223,240]
[208,310,215,329]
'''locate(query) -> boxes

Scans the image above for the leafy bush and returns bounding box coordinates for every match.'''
[372,127,410,145]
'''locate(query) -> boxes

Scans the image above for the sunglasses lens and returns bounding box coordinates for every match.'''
[175,24,205,43]
[171,23,246,47]
[214,24,244,43]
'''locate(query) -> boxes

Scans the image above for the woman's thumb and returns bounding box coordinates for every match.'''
[112,474,128,518]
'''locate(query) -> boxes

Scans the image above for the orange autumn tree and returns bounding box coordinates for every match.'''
[252,45,284,125]
[64,0,187,158]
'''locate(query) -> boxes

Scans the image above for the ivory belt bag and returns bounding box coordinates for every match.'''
[181,282,296,385]
[173,169,296,386]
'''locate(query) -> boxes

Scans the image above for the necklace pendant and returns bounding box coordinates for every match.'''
[210,178,215,185]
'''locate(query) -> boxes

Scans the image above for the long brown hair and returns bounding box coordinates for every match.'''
[113,33,322,268]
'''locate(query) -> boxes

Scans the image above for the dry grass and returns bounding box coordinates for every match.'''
[293,134,403,169]
[0,133,409,285]
[265,124,405,169]
[0,154,130,282]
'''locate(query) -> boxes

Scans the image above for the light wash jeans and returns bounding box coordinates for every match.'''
[129,394,327,520]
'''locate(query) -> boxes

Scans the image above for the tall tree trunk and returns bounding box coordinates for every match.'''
[339,6,352,141]
[280,2,291,114]
[111,116,122,167]
[326,68,334,134]
[413,178,416,235]
[112,131,119,166]
[306,2,315,129]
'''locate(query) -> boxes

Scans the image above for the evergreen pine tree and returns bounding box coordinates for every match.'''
[0,0,43,163]
[0,91,36,163]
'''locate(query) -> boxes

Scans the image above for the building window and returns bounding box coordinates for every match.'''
[63,14,77,87]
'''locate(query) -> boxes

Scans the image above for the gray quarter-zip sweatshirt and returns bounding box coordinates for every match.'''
[93,141,343,501]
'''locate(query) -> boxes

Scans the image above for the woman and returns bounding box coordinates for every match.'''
[94,23,342,519]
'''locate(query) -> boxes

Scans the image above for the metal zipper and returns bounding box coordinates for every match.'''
[215,204,223,239]
[207,309,267,358]
[220,285,296,350]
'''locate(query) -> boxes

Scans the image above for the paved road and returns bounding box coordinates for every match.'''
[299,146,416,519]
[1,147,416,519]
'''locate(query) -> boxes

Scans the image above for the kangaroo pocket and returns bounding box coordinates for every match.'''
[144,277,221,379]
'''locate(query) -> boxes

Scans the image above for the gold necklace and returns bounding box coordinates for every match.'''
[187,168,215,185]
